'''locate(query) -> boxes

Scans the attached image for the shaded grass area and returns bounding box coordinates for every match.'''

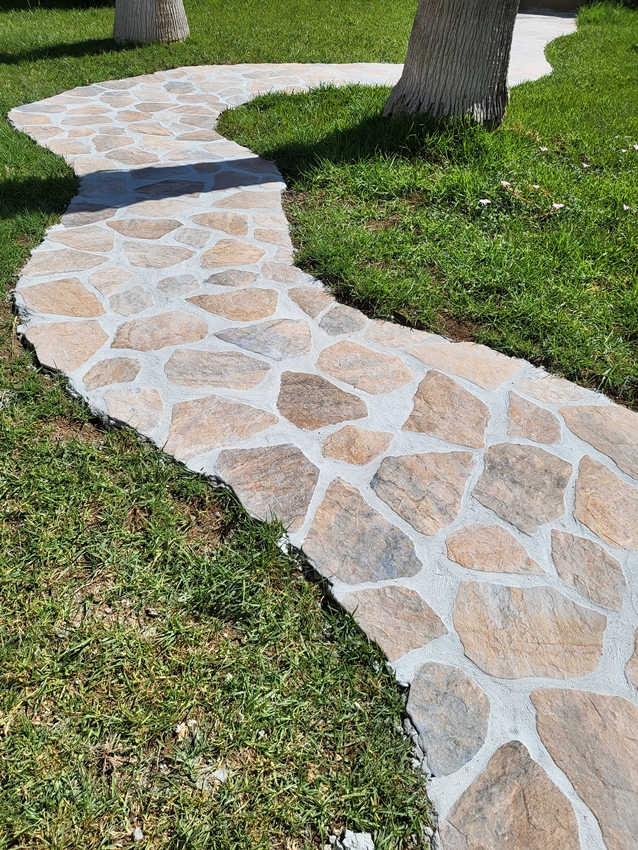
[220,2,638,406]
[0,0,434,846]
[0,318,431,849]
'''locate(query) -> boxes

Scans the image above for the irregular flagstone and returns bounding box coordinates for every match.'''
[403,371,490,449]
[574,456,638,548]
[303,478,422,584]
[22,249,105,276]
[205,269,257,288]
[508,393,560,444]
[407,663,489,776]
[551,529,626,611]
[24,320,108,372]
[322,425,392,465]
[110,286,154,316]
[157,273,199,298]
[165,349,270,389]
[112,312,208,351]
[50,226,114,253]
[561,403,638,481]
[532,688,638,850]
[164,396,278,461]
[473,444,572,535]
[212,189,282,210]
[438,741,580,850]
[261,261,303,284]
[364,320,438,349]
[191,211,249,235]
[19,278,105,317]
[408,341,525,391]
[319,304,368,336]
[340,586,446,662]
[288,286,335,318]
[103,387,164,435]
[106,218,181,239]
[201,239,266,268]
[453,582,606,679]
[372,452,474,535]
[83,356,141,390]
[136,179,204,197]
[88,267,134,296]
[627,631,638,688]
[317,341,416,395]
[446,523,542,574]
[215,445,319,532]
[174,228,210,248]
[254,227,293,248]
[517,373,590,404]
[217,319,312,361]
[123,241,194,268]
[188,289,278,321]
[278,372,368,429]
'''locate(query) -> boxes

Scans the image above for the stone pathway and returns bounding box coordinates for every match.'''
[9,14,638,850]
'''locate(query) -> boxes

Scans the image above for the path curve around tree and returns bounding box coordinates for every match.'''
[10,14,638,850]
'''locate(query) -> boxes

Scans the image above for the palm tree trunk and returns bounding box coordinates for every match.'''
[113,0,190,45]
[384,0,520,127]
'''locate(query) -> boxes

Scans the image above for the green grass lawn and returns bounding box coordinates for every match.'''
[220,2,638,407]
[0,0,436,847]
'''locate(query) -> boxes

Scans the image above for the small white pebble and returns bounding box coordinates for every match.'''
[552,203,565,209]
[582,163,590,168]
[225,673,233,681]
[540,146,548,152]
[533,184,540,189]
[634,144,638,150]
[623,204,631,211]
[479,198,491,206]
[132,827,144,843]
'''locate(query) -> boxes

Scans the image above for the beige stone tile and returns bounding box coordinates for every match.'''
[551,529,626,611]
[318,340,415,395]
[103,387,163,435]
[277,372,367,429]
[561,403,638,481]
[574,456,638,548]
[446,524,542,574]
[20,278,105,317]
[188,289,278,321]
[322,426,392,465]
[508,393,561,444]
[408,341,525,391]
[83,356,141,390]
[404,371,490,448]
[112,312,208,351]
[164,349,270,390]
[24,319,108,371]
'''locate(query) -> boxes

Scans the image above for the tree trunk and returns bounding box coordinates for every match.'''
[113,0,190,44]
[384,0,520,127]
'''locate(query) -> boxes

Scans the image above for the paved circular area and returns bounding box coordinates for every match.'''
[9,15,638,850]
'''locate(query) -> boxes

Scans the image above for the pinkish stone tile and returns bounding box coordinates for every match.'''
[191,212,249,235]
[157,274,199,299]
[508,393,561,444]
[107,219,181,239]
[217,319,311,361]
[212,190,282,210]
[254,227,293,249]
[261,262,303,284]
[92,135,134,152]
[322,425,392,465]
[103,387,163,435]
[22,249,105,276]
[365,320,438,349]
[404,371,490,448]
[574,456,638,548]
[49,226,114,253]
[112,312,208,351]
[446,524,542,574]
[83,356,141,390]
[561,403,638,481]
[88,267,133,296]
[174,229,210,249]
[20,278,105,318]
[408,341,525,391]
[518,373,589,404]
[288,286,335,318]
[319,305,368,336]
[201,239,266,268]
[136,179,204,198]
[24,320,108,372]
[551,529,626,610]
[110,286,154,316]
[123,242,194,268]
[278,372,367,429]
[165,349,270,389]
[188,289,278,321]
[318,340,416,395]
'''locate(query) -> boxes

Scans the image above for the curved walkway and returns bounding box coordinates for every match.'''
[9,15,638,850]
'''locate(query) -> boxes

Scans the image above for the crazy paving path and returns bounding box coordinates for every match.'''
[9,14,638,850]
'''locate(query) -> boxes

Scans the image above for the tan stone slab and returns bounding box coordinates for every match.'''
[47,139,91,156]
[372,452,473,536]
[24,320,108,372]
[174,228,210,249]
[164,396,278,462]
[88,267,133,296]
[178,130,222,142]
[157,274,199,299]
[134,122,173,136]
[508,393,560,444]
[188,289,278,321]
[404,371,490,448]
[135,179,204,198]
[110,286,154,316]
[627,631,638,688]
[319,305,368,336]
[446,524,542,574]
[278,372,367,430]
[473,444,572,535]
[191,212,249,235]
[106,148,160,166]
[132,198,197,217]
[552,529,626,610]
[212,190,282,210]
[261,262,303,284]
[453,582,606,679]
[341,586,446,662]
[20,278,105,318]
[407,663,489,776]
[533,688,638,850]
[63,205,118,227]
[84,356,141,390]
[574,456,638,548]
[438,740,580,850]
[205,270,257,288]
[322,426,392,465]
[254,227,293,249]
[253,213,288,229]
[92,135,133,152]
[112,312,208,351]
[408,341,524,391]
[22,249,105,276]
[303,478,422,584]
[107,219,181,239]
[365,320,438,349]
[217,319,312,361]
[49,225,114,253]
[288,286,335,318]
[318,341,416,395]
[215,444,319,532]
[561,403,638,481]
[165,349,270,390]
[518,373,589,404]
[201,239,266,268]
[123,242,194,269]
[103,387,163,435]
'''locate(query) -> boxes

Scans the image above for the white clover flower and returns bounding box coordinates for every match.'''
[479,199,491,206]
[540,146,548,152]
[501,180,511,188]
[552,203,564,210]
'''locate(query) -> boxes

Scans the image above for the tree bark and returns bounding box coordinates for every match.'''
[113,0,190,44]
[384,0,520,127]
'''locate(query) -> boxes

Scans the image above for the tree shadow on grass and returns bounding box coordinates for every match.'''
[0,0,114,10]
[0,38,125,66]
